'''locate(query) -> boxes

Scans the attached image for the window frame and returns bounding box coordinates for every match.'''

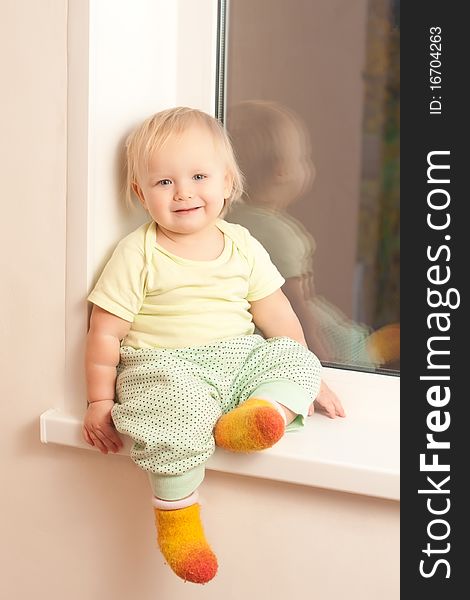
[40,0,399,502]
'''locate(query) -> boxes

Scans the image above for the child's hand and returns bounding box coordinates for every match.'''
[83,400,123,454]
[308,380,345,419]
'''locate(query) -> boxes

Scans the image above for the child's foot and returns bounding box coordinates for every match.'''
[214,398,285,452]
[155,503,218,584]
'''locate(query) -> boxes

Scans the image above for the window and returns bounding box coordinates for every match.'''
[222,0,400,375]
[41,2,398,502]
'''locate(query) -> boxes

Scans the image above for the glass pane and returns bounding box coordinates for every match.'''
[223,0,400,375]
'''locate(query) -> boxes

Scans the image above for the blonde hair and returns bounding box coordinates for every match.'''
[125,107,244,215]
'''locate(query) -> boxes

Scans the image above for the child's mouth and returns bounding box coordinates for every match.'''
[174,207,201,214]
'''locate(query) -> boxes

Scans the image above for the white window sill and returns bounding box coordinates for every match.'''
[40,366,399,501]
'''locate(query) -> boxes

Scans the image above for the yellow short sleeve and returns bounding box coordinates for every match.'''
[88,233,148,322]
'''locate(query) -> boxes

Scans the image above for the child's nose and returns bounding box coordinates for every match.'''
[174,187,194,201]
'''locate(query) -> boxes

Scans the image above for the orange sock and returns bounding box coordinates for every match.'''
[214,398,285,452]
[155,503,218,584]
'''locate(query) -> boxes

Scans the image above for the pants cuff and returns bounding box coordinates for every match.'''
[248,379,315,432]
[148,465,206,500]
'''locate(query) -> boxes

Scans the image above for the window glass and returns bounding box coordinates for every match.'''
[223,0,400,374]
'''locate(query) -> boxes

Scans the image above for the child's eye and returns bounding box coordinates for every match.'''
[193,174,206,181]
[156,179,172,186]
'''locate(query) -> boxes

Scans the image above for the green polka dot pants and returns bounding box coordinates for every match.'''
[112,335,321,499]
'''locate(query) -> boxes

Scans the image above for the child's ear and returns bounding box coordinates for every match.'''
[223,172,234,199]
[132,182,147,208]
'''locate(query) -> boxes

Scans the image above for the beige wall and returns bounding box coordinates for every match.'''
[0,2,398,598]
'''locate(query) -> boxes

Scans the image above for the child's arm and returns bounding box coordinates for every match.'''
[250,289,345,418]
[83,305,131,454]
[282,277,334,361]
[249,288,307,346]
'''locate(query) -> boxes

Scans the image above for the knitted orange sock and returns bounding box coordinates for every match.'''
[155,503,218,584]
[214,398,285,452]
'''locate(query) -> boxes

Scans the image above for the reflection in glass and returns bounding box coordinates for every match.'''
[224,0,400,374]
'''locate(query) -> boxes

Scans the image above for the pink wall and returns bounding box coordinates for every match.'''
[0,3,398,598]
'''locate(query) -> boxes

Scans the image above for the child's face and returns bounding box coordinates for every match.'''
[134,125,232,235]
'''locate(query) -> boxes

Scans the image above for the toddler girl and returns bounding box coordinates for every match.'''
[83,107,322,584]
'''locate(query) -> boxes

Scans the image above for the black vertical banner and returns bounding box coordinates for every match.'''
[401,2,466,597]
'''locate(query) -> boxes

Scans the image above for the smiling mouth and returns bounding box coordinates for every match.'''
[174,207,202,214]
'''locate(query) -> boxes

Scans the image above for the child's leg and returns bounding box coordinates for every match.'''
[112,347,225,480]
[112,347,224,583]
[152,488,217,584]
[214,338,321,452]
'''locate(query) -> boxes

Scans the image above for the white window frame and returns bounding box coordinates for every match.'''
[40,0,399,502]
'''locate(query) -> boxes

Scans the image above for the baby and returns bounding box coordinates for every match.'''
[83,107,322,584]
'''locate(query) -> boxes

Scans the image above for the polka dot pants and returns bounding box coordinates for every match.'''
[112,335,321,498]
